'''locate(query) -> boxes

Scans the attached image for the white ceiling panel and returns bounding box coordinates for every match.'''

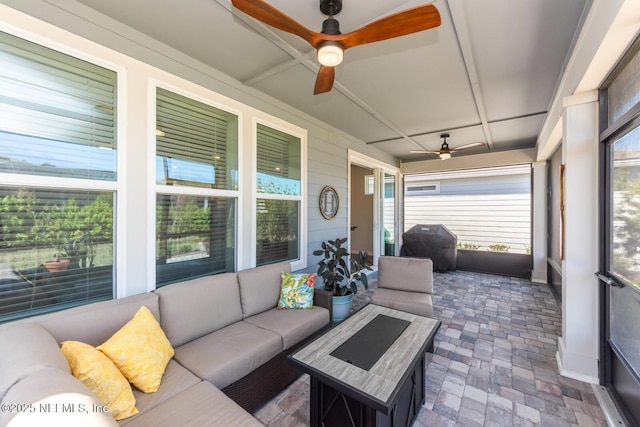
[461,0,588,121]
[72,0,295,81]
[488,114,545,150]
[253,64,398,142]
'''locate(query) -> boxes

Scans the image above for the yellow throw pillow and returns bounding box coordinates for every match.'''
[97,306,174,393]
[61,340,138,421]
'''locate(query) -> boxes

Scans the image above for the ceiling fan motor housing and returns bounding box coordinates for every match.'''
[320,0,342,16]
[322,18,341,35]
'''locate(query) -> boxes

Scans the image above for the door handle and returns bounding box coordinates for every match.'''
[595,272,625,288]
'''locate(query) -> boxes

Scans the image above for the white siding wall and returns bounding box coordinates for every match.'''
[404,168,531,254]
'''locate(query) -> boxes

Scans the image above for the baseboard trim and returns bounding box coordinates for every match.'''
[531,269,547,284]
[556,336,599,384]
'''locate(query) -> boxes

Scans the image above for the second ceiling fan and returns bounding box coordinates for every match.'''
[231,0,441,94]
[411,133,486,160]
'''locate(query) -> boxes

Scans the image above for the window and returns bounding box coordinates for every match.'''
[365,175,374,195]
[155,88,238,286]
[609,127,640,288]
[0,31,117,321]
[156,195,235,286]
[156,88,238,190]
[0,32,117,180]
[256,123,302,266]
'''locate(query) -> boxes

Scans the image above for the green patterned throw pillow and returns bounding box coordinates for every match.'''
[278,272,315,309]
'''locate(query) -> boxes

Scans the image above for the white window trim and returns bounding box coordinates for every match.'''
[148,80,244,288]
[0,21,127,300]
[251,116,307,272]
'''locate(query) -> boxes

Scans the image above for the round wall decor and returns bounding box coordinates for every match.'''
[319,186,339,220]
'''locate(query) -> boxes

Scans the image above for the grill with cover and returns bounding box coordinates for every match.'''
[400,224,457,272]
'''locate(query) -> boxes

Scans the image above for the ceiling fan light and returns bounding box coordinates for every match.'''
[440,152,451,160]
[317,41,343,67]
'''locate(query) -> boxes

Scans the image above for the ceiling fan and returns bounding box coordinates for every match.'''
[410,133,486,160]
[230,0,441,94]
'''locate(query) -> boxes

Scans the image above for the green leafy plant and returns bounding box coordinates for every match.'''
[312,237,372,296]
[489,244,510,252]
[458,242,480,250]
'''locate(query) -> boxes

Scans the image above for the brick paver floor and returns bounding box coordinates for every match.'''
[254,270,606,427]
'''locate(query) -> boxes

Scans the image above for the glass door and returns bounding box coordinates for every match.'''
[602,125,640,425]
[599,38,640,426]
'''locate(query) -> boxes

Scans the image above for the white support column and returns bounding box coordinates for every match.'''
[531,162,548,283]
[556,90,600,383]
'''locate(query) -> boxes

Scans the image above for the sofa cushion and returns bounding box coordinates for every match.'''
[121,381,262,427]
[174,321,282,389]
[0,322,69,400]
[0,368,118,427]
[97,306,174,393]
[2,293,160,347]
[244,306,329,350]
[237,261,291,317]
[119,360,200,426]
[155,273,243,347]
[371,288,434,318]
[378,256,434,293]
[278,272,315,309]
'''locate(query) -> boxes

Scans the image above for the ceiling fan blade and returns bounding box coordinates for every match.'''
[337,4,441,50]
[314,65,335,94]
[231,0,323,47]
[409,149,439,154]
[450,142,486,152]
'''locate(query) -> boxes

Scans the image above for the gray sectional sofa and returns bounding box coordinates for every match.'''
[0,261,331,426]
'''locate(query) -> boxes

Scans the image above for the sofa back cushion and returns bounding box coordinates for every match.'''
[237,261,291,317]
[378,256,434,293]
[3,293,160,348]
[0,323,69,400]
[155,273,243,347]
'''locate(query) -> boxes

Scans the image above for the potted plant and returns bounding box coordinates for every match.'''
[313,237,372,321]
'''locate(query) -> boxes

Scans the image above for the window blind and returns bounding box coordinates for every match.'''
[156,88,238,190]
[256,124,301,195]
[256,199,299,266]
[155,195,235,287]
[0,188,114,323]
[0,31,117,180]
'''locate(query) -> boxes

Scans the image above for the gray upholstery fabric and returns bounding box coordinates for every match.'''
[372,256,434,318]
[0,368,118,427]
[1,293,160,347]
[371,288,434,318]
[155,273,243,347]
[237,261,291,318]
[244,306,329,350]
[120,360,200,425]
[378,256,434,293]
[121,382,262,427]
[174,321,282,389]
[0,322,69,400]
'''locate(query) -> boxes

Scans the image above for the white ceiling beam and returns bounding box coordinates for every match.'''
[446,0,494,149]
